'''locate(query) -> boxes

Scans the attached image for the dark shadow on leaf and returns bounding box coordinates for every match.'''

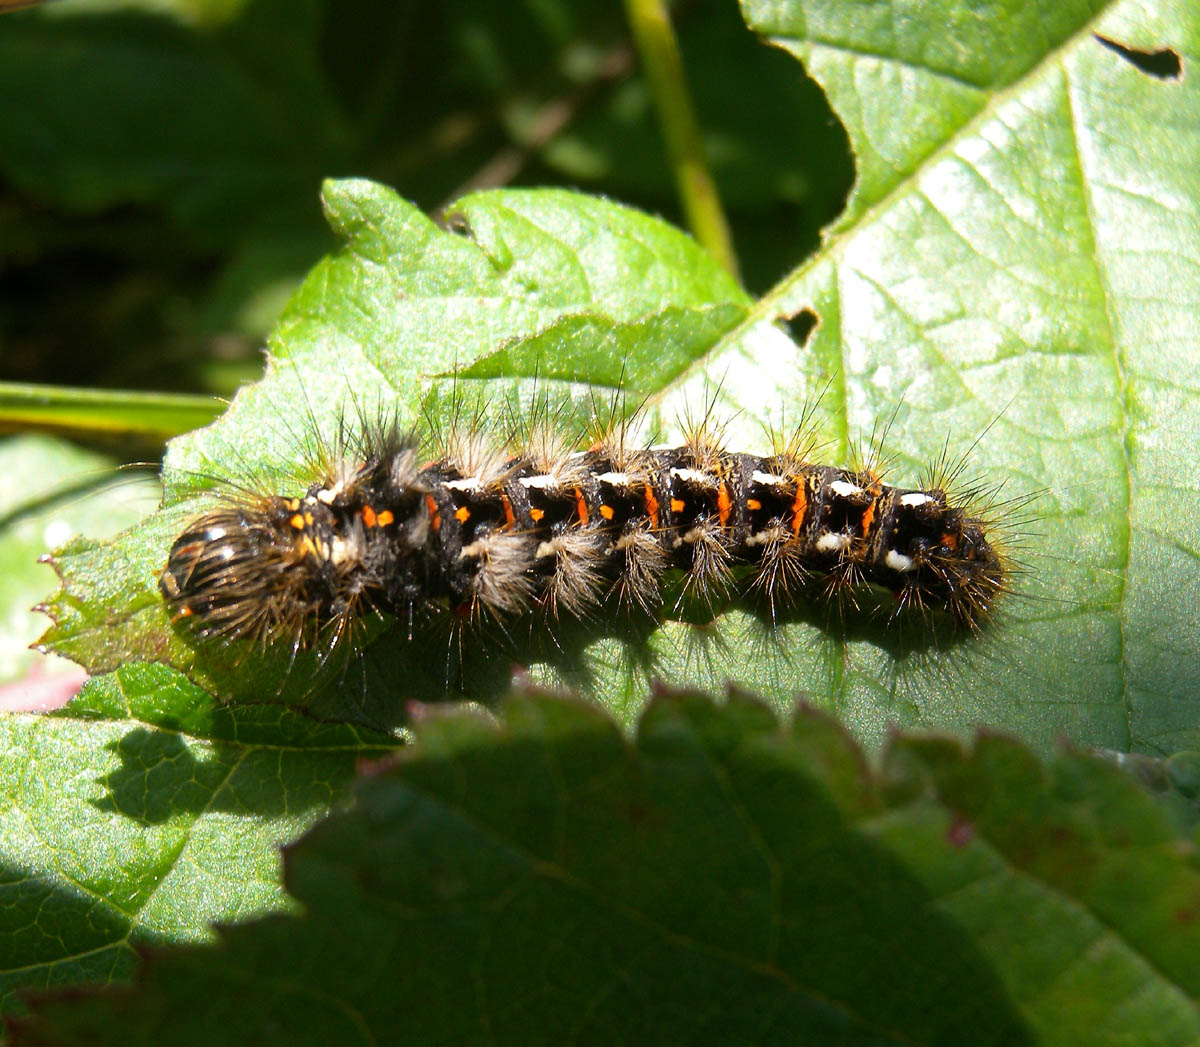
[168,563,982,737]
[0,865,138,973]
[15,695,1038,1044]
[90,726,368,823]
[0,863,147,1021]
[299,605,669,731]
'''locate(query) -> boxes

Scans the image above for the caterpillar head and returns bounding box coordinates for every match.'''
[159,497,343,647]
[892,496,1008,629]
[160,478,431,651]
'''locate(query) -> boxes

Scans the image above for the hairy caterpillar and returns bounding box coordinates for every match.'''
[159,399,1016,687]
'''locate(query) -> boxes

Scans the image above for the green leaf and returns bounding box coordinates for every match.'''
[38,5,1200,756]
[12,692,1200,1043]
[730,0,1200,754]
[0,662,394,1019]
[743,0,1116,225]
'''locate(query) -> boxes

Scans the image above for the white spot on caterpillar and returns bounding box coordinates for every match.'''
[595,471,632,486]
[816,531,850,554]
[751,470,787,487]
[518,474,562,491]
[885,549,916,573]
[672,468,716,487]
[830,480,863,498]
[444,477,481,493]
[901,492,934,508]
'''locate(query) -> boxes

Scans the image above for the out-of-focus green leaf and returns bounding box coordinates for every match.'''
[12,692,1200,1044]
[545,0,853,289]
[0,0,837,392]
[743,0,1116,226]
[0,435,158,686]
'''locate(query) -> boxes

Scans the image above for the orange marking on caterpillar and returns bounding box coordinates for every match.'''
[289,514,305,531]
[361,505,377,528]
[376,509,394,527]
[599,504,615,521]
[425,494,441,531]
[501,494,515,528]
[574,487,589,526]
[644,484,660,528]
[746,498,762,512]
[716,482,732,527]
[860,497,877,535]
[670,498,685,514]
[529,507,545,523]
[790,482,808,537]
[455,506,471,524]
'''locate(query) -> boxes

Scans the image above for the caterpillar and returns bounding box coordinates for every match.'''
[158,403,1014,683]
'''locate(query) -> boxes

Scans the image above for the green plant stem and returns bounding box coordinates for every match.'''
[623,0,739,280]
[0,381,222,443]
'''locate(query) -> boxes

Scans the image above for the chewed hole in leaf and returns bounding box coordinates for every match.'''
[783,306,819,348]
[1094,34,1183,81]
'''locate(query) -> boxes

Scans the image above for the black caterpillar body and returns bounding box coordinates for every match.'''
[159,420,1009,657]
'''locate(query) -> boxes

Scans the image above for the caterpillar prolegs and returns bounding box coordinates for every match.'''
[159,408,1014,679]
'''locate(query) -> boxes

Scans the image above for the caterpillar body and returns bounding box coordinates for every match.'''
[159,414,1011,666]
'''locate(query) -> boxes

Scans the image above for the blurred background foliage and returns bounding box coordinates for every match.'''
[0,0,853,399]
